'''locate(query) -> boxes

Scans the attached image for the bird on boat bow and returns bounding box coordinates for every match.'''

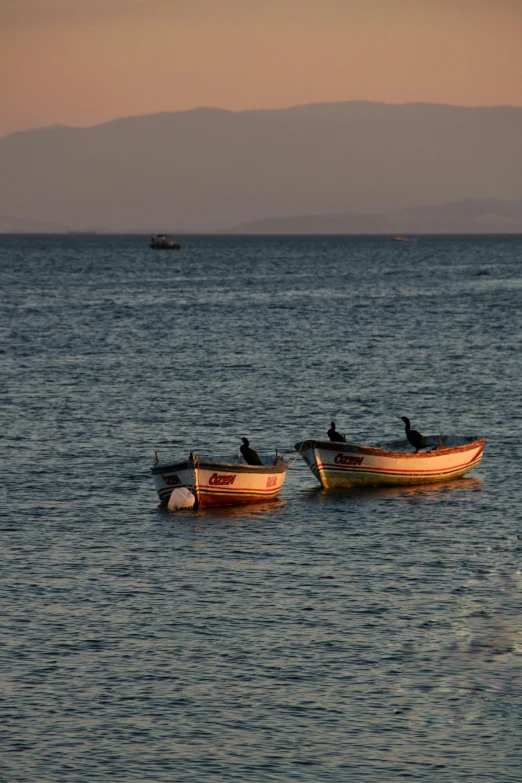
[399,416,427,452]
[240,437,263,465]
[327,421,346,442]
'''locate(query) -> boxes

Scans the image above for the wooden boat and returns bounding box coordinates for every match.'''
[294,435,485,489]
[390,235,410,242]
[151,451,289,508]
[149,234,181,249]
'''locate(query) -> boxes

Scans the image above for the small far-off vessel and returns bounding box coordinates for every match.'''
[149,234,181,249]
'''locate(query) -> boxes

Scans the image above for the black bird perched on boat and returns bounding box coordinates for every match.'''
[399,416,427,452]
[240,437,263,465]
[327,421,346,442]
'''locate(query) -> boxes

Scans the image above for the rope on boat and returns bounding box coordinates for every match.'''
[188,452,199,500]
[153,451,198,504]
[286,441,304,468]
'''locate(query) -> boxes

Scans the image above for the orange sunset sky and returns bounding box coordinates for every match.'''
[1,0,522,139]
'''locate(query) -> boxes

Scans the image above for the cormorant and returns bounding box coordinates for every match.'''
[399,416,427,452]
[240,437,263,465]
[327,421,346,442]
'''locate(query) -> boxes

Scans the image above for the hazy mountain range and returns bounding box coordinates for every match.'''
[1,101,522,233]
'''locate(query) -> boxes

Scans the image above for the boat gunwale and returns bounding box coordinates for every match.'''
[152,458,288,476]
[295,438,485,460]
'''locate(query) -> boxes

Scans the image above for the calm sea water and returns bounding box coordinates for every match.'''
[1,233,522,782]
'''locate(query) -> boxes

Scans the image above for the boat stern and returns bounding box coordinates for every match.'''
[151,459,195,506]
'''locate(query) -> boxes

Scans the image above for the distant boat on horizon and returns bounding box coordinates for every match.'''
[149,233,181,249]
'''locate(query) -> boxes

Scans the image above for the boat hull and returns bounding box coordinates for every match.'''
[295,438,484,489]
[151,457,288,508]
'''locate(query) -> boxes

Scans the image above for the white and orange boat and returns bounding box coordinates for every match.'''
[295,435,485,489]
[151,451,289,509]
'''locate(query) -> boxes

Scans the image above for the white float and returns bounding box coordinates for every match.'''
[167,487,196,510]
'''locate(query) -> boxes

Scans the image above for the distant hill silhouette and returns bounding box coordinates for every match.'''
[230,198,522,234]
[1,102,521,232]
[0,215,70,233]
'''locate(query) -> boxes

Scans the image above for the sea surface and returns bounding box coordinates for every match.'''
[1,233,522,783]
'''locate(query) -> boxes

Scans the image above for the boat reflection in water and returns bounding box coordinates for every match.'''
[194,497,287,520]
[157,497,288,525]
[305,475,483,505]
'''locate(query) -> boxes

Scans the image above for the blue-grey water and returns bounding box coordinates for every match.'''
[1,233,522,782]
